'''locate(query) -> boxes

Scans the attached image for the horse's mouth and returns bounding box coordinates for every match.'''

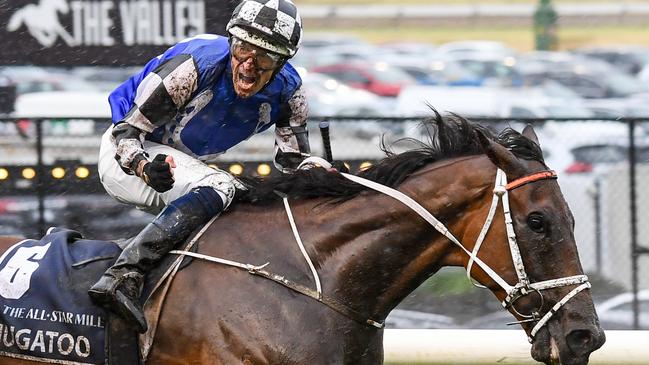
[530,319,604,365]
[531,326,559,365]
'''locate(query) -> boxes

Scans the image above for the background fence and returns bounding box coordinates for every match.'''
[0,115,647,329]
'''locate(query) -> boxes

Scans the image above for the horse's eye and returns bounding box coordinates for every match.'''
[527,213,545,233]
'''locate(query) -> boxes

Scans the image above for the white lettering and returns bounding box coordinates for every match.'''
[75,336,91,357]
[57,333,74,356]
[100,1,115,46]
[2,325,14,347]
[45,331,58,353]
[119,1,138,45]
[174,1,187,40]
[29,330,46,353]
[0,243,51,299]
[71,1,84,45]
[15,328,31,350]
[162,1,175,43]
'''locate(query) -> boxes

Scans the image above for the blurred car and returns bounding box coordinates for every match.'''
[572,45,649,75]
[299,32,369,52]
[516,51,612,75]
[445,54,523,87]
[527,70,649,100]
[596,289,649,330]
[387,59,482,87]
[394,85,591,119]
[311,62,416,97]
[518,52,649,100]
[436,40,518,58]
[376,42,438,60]
[463,309,516,329]
[0,66,97,95]
[639,64,649,83]
[538,121,649,175]
[581,98,649,119]
[300,72,389,117]
[12,91,110,118]
[386,309,458,329]
[71,66,142,92]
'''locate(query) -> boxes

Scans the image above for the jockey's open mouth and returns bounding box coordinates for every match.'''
[232,59,267,98]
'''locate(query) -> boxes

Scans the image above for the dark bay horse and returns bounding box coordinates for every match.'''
[0,113,604,364]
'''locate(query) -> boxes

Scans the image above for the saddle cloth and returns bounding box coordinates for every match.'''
[0,227,120,364]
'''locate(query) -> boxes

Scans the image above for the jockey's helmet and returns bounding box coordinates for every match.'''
[226,0,302,58]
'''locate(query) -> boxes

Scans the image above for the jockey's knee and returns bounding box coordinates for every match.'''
[193,172,236,209]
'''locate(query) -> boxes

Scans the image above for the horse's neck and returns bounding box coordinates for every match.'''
[318,157,493,319]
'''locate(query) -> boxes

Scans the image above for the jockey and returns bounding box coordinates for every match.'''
[89,0,324,333]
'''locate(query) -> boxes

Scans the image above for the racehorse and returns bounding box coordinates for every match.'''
[0,112,604,364]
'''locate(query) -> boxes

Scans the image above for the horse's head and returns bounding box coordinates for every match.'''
[466,125,605,365]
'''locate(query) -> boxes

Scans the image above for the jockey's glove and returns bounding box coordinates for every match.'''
[297,156,349,173]
[141,154,174,192]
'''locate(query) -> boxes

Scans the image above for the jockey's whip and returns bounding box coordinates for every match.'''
[319,120,333,162]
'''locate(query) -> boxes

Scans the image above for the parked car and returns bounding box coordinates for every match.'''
[300,72,389,117]
[596,289,649,330]
[387,59,483,86]
[12,91,110,118]
[538,121,649,175]
[394,85,591,119]
[447,54,524,87]
[311,62,416,97]
[0,66,97,96]
[436,40,518,58]
[527,70,649,100]
[572,45,649,75]
[386,309,458,329]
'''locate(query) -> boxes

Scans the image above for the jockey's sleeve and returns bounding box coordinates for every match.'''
[273,85,311,173]
[112,54,199,174]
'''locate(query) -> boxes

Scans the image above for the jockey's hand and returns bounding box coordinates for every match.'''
[142,154,176,192]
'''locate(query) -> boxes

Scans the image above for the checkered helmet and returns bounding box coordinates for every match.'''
[226,0,302,57]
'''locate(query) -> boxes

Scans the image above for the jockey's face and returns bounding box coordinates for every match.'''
[230,38,282,98]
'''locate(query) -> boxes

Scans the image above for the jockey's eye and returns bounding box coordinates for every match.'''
[527,212,545,233]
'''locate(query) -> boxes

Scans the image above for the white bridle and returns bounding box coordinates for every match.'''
[340,169,590,342]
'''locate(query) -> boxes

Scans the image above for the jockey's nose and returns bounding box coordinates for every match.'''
[241,57,257,71]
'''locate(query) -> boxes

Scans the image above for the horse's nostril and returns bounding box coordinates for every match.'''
[566,329,593,353]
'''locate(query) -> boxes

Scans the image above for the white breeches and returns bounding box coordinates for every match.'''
[98,126,236,215]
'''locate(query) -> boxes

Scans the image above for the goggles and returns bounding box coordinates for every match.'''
[230,37,283,72]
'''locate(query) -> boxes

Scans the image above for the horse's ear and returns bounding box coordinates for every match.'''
[522,124,540,146]
[475,129,526,177]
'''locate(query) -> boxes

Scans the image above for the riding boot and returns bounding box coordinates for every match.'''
[88,187,225,333]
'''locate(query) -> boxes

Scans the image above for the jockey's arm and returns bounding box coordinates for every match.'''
[273,85,311,173]
[112,54,198,176]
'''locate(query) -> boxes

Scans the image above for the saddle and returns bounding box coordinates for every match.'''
[0,227,198,365]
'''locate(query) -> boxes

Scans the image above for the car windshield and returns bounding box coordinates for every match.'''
[603,71,649,97]
[571,145,627,164]
[372,63,415,83]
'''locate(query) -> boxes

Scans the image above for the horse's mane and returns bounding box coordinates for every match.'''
[233,110,544,205]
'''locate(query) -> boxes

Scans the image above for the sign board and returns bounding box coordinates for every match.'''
[0,0,238,66]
